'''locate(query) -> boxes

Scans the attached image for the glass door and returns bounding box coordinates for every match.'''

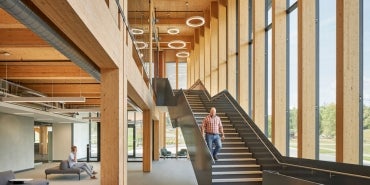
[128,124,136,158]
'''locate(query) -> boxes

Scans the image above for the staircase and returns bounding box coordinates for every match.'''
[185,91,263,185]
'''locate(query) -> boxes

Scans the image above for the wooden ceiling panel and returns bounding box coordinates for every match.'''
[0,47,67,61]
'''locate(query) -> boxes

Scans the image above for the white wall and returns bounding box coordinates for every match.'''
[0,113,34,172]
[52,123,72,160]
[73,123,90,159]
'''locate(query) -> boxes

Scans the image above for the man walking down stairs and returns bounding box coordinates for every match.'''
[185,92,263,185]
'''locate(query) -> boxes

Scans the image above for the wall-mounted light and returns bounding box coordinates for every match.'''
[167,28,180,35]
[176,51,190,58]
[168,40,186,49]
[130,28,144,35]
[186,16,205,27]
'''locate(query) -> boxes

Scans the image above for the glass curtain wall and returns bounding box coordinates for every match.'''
[166,62,177,89]
[165,62,187,156]
[363,0,370,165]
[287,2,298,157]
[267,5,272,139]
[319,0,336,162]
[178,62,188,89]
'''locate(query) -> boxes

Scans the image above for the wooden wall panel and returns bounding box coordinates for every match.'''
[336,0,360,164]
[272,0,287,155]
[194,28,200,82]
[210,1,219,96]
[204,22,211,91]
[238,0,250,113]
[297,0,317,159]
[252,0,266,131]
[218,1,227,92]
[199,27,205,83]
[227,0,237,98]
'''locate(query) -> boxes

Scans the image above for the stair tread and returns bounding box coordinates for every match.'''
[212,164,260,168]
[219,152,251,155]
[223,142,244,144]
[212,178,263,183]
[222,147,248,149]
[212,171,262,175]
[217,158,256,161]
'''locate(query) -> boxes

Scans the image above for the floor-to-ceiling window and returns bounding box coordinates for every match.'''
[178,62,187,89]
[363,0,370,166]
[166,62,176,89]
[165,61,188,157]
[267,1,272,139]
[287,0,298,157]
[319,0,336,162]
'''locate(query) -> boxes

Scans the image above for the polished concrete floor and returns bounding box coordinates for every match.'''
[13,159,198,185]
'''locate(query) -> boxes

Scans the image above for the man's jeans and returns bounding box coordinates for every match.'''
[205,133,222,157]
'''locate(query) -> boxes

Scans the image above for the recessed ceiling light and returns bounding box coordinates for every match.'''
[186,16,205,27]
[176,51,190,58]
[168,40,186,49]
[167,28,180,35]
[131,28,144,35]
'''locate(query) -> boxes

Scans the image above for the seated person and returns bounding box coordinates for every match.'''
[68,146,98,179]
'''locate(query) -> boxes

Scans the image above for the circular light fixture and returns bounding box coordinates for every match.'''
[176,51,190,58]
[186,16,205,27]
[167,28,180,35]
[134,41,148,49]
[168,40,186,49]
[131,28,144,35]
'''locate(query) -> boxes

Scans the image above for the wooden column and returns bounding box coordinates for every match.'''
[158,51,165,78]
[227,0,237,98]
[204,9,211,91]
[252,0,266,131]
[272,0,287,155]
[199,27,205,83]
[143,109,152,172]
[210,1,219,96]
[336,0,360,164]
[238,0,250,113]
[218,0,227,92]
[39,126,48,155]
[153,120,160,161]
[297,0,317,159]
[101,68,125,185]
[190,51,195,85]
[194,28,200,82]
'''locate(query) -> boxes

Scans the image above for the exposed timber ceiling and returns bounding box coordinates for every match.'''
[0,0,212,122]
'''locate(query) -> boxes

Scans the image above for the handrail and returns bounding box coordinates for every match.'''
[221,90,370,180]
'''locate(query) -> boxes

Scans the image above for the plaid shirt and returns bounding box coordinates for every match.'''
[202,114,223,134]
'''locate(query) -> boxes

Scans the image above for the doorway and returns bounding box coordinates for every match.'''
[128,124,136,158]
